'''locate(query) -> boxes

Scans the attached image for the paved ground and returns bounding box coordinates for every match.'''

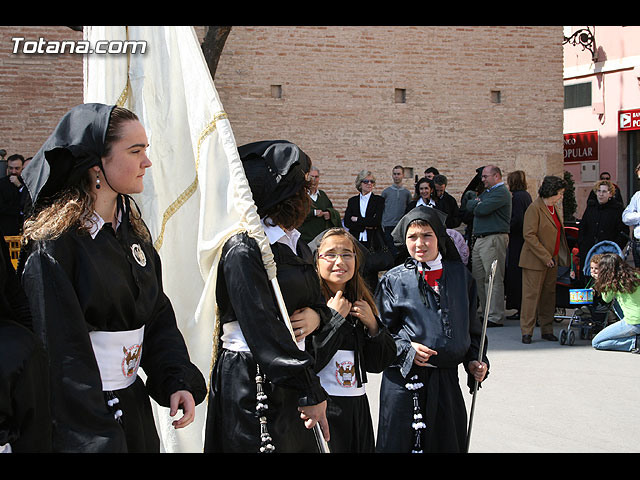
[366,311,640,453]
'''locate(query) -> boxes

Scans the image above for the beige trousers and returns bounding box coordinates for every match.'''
[519,265,558,336]
[471,233,508,325]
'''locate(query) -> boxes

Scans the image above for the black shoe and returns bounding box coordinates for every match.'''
[541,333,558,341]
[506,312,520,320]
[522,334,532,344]
[487,321,503,328]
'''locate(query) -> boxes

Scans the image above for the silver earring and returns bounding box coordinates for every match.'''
[96,172,101,189]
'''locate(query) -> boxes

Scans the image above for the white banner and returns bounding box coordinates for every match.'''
[83,26,273,452]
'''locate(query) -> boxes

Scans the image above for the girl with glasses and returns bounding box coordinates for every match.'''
[310,227,395,452]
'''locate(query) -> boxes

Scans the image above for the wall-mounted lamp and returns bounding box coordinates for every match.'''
[563,26,598,63]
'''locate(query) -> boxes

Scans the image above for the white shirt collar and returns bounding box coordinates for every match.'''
[415,253,443,271]
[86,209,122,239]
[416,197,435,207]
[261,217,301,254]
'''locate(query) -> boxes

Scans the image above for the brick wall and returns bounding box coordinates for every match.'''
[0,26,564,216]
[0,26,84,162]
[214,26,564,213]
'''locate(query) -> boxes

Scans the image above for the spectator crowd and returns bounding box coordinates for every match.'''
[2,122,640,454]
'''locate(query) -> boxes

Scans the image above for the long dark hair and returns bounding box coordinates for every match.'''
[414,177,435,201]
[507,170,527,192]
[315,228,378,315]
[594,253,640,295]
[262,177,312,230]
[23,106,149,244]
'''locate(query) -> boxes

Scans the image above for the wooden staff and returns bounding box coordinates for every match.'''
[465,259,495,453]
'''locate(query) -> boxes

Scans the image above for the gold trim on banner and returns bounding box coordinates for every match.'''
[116,26,131,107]
[153,111,229,251]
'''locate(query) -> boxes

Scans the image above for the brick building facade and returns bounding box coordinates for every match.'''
[1,26,564,215]
[213,26,565,213]
[0,26,84,161]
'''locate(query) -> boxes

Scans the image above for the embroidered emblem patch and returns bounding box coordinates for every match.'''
[131,243,147,267]
[121,344,142,378]
[335,360,356,388]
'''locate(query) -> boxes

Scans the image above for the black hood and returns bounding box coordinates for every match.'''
[391,206,460,261]
[238,140,311,217]
[23,103,115,208]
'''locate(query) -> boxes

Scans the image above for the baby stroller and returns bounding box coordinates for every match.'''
[556,240,625,345]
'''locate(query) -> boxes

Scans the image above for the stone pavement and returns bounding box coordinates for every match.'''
[366,312,640,453]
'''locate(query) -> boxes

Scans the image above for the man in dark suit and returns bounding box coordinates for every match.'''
[433,174,461,229]
[0,154,29,236]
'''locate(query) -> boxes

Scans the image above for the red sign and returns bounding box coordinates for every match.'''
[619,109,640,131]
[564,131,598,162]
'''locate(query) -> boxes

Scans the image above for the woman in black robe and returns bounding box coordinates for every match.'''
[309,227,396,452]
[19,103,207,453]
[203,140,331,453]
[0,230,50,453]
[375,206,489,453]
[578,179,628,260]
[504,170,532,318]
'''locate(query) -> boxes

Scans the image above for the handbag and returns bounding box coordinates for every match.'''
[365,228,395,272]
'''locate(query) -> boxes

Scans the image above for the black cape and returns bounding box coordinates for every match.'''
[20,201,207,452]
[204,232,331,453]
[0,231,51,452]
[375,206,489,453]
[375,260,488,453]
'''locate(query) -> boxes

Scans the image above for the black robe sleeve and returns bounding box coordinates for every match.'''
[375,273,417,378]
[0,319,51,452]
[140,247,207,408]
[21,242,128,452]
[311,308,396,378]
[0,232,51,453]
[0,228,31,330]
[217,233,327,406]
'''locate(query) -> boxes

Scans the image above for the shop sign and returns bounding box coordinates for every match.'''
[563,131,598,162]
[619,109,640,131]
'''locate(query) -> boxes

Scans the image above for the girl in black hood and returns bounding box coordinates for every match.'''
[375,206,489,453]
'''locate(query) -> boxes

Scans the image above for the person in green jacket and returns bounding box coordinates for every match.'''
[466,165,512,327]
[298,167,341,245]
[591,253,640,353]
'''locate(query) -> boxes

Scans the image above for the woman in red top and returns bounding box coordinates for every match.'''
[518,176,571,344]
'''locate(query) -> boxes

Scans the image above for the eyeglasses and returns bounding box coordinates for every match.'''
[361,179,375,184]
[319,252,356,262]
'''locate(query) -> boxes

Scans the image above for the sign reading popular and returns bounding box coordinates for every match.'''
[564,131,598,162]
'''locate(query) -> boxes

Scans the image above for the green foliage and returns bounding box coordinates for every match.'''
[563,170,577,222]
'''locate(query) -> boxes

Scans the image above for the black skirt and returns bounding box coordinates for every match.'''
[376,365,468,453]
[204,349,318,453]
[326,394,375,453]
